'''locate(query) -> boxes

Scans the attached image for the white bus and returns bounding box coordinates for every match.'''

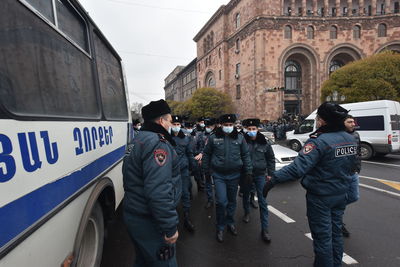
[0,0,131,266]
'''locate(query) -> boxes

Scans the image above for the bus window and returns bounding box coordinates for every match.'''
[56,0,89,52]
[0,1,100,119]
[354,116,384,131]
[25,0,55,23]
[94,33,128,120]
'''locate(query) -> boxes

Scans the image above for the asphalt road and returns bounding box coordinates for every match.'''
[101,154,400,267]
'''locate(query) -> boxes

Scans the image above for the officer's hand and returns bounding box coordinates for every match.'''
[262,180,274,198]
[245,174,253,186]
[195,153,203,161]
[164,230,179,244]
[265,175,272,181]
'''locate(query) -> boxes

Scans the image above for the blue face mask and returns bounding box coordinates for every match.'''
[205,127,213,133]
[222,126,234,134]
[186,129,193,134]
[172,126,181,133]
[247,130,257,137]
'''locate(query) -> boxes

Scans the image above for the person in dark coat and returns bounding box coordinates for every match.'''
[171,115,196,232]
[241,118,275,242]
[341,114,362,237]
[263,102,357,267]
[123,100,180,266]
[202,114,253,243]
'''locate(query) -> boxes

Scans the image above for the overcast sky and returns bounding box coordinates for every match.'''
[78,0,227,106]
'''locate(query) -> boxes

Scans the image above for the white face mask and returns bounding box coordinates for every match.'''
[186,129,193,134]
[172,126,181,133]
[222,126,234,134]
[205,127,213,133]
[243,128,248,133]
[199,123,205,128]
[167,127,172,134]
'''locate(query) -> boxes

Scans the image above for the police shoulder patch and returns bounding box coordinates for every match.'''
[158,133,167,142]
[154,149,168,166]
[302,143,316,154]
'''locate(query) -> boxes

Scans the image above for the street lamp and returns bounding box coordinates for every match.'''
[326,90,345,103]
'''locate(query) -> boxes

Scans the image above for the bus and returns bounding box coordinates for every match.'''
[0,0,131,266]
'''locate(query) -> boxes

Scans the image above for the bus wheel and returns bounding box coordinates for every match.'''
[360,143,373,160]
[290,140,302,152]
[76,202,104,267]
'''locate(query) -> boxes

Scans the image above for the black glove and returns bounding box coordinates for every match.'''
[262,179,274,198]
[244,173,253,186]
[205,173,212,183]
[157,245,175,261]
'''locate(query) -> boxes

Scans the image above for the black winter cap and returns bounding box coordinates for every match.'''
[219,114,237,123]
[242,118,260,127]
[317,102,349,124]
[184,122,195,128]
[172,115,183,123]
[205,118,216,126]
[141,99,171,121]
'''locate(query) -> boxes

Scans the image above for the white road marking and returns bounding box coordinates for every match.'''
[267,205,295,223]
[359,183,400,198]
[362,160,400,168]
[359,175,400,184]
[305,233,359,265]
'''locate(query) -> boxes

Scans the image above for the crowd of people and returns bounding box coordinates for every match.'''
[123,100,361,267]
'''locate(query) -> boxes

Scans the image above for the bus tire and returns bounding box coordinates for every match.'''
[76,202,104,267]
[360,143,374,160]
[289,140,302,152]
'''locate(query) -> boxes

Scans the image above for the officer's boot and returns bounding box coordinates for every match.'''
[250,193,259,209]
[261,229,271,243]
[184,211,195,232]
[342,223,350,237]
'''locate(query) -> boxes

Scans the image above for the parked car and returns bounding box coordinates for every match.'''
[260,130,275,142]
[286,100,400,160]
[266,138,298,170]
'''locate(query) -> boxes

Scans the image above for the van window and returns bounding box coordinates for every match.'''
[391,114,400,130]
[354,116,384,131]
[297,119,314,134]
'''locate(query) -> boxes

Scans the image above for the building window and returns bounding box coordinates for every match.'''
[378,23,387,37]
[235,38,240,52]
[353,25,361,39]
[209,55,211,65]
[236,84,241,99]
[235,63,241,76]
[307,26,314,39]
[395,2,400,13]
[329,60,344,75]
[219,70,222,80]
[235,13,241,29]
[284,60,301,94]
[205,58,208,67]
[330,25,338,39]
[198,63,201,71]
[284,25,292,39]
[199,81,201,87]
[219,47,222,58]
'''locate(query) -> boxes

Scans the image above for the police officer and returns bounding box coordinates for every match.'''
[241,118,275,242]
[263,102,357,267]
[171,115,196,232]
[203,118,217,209]
[132,119,141,140]
[202,114,253,243]
[123,100,181,266]
[342,114,362,237]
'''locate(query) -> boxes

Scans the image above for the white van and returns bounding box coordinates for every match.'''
[286,100,400,159]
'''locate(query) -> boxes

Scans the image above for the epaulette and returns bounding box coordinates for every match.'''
[158,133,167,142]
[310,132,322,138]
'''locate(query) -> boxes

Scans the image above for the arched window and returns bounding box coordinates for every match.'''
[307,26,314,39]
[378,23,387,37]
[353,25,361,39]
[284,60,301,93]
[203,39,207,54]
[235,38,240,52]
[235,13,241,29]
[329,60,344,75]
[218,47,222,58]
[210,31,214,47]
[208,55,211,65]
[205,72,216,88]
[284,25,292,39]
[330,25,338,39]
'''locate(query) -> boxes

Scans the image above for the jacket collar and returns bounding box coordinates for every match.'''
[310,124,346,137]
[141,121,176,146]
[172,130,186,139]
[244,131,267,145]
[215,127,239,139]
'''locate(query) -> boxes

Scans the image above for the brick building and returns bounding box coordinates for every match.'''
[193,0,400,120]
[164,58,197,101]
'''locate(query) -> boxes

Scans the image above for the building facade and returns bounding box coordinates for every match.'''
[193,0,400,120]
[164,59,197,102]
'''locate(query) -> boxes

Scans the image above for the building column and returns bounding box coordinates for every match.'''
[323,0,329,16]
[313,0,318,15]
[302,0,307,16]
[347,0,352,15]
[359,0,365,15]
[372,0,377,15]
[385,0,391,14]
[291,0,296,15]
[335,0,340,16]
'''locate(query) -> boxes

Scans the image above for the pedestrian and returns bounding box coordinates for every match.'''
[241,118,275,242]
[202,118,217,209]
[263,102,357,267]
[171,115,196,232]
[123,99,181,267]
[132,119,141,140]
[202,114,253,243]
[342,114,361,237]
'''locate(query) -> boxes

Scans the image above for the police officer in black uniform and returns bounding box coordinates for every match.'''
[123,100,181,266]
[171,115,196,232]
[202,114,252,243]
[263,102,357,267]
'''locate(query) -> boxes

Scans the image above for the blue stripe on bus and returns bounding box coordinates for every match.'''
[0,145,126,249]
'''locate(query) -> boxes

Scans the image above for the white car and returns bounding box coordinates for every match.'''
[266,138,299,170]
[260,130,275,142]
